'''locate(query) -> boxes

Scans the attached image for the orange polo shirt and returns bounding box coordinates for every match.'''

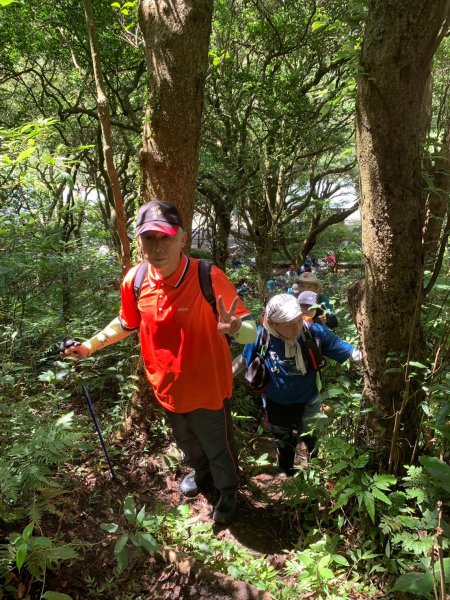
[119,255,250,413]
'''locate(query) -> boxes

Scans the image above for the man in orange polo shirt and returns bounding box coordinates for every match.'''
[64,200,257,525]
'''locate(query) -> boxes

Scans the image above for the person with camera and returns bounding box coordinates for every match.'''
[233,294,360,475]
[64,200,257,525]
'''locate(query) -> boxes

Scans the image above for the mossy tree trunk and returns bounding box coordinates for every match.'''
[139,0,213,249]
[353,0,450,470]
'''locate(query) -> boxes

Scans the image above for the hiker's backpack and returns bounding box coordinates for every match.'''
[132,259,223,320]
[244,327,271,393]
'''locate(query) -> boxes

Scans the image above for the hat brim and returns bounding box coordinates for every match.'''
[136,223,179,236]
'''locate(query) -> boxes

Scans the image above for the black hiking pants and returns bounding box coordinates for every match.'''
[265,399,316,474]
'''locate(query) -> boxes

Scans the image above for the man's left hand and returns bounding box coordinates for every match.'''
[217,295,242,336]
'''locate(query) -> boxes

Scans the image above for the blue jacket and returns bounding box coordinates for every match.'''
[242,323,353,406]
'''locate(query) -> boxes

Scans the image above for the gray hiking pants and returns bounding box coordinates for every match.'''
[164,399,239,494]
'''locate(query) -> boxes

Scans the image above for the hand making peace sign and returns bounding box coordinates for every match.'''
[217,295,242,336]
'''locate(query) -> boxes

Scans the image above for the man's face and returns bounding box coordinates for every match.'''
[299,304,316,319]
[269,315,303,342]
[298,282,320,293]
[139,228,187,278]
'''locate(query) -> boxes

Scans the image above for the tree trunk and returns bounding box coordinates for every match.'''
[422,127,450,273]
[213,204,231,270]
[82,0,131,275]
[139,0,213,248]
[355,0,450,470]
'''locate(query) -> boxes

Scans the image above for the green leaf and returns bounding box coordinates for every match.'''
[372,473,397,488]
[177,504,191,518]
[123,495,136,525]
[17,146,35,162]
[419,456,450,493]
[318,554,331,568]
[22,522,34,541]
[435,557,450,580]
[0,0,17,6]
[391,572,433,595]
[330,492,351,512]
[331,554,349,566]
[116,548,128,574]
[408,361,427,369]
[372,487,391,505]
[133,532,159,553]
[16,543,28,571]
[318,566,334,580]
[100,523,119,533]
[385,368,403,374]
[432,424,450,441]
[326,388,345,398]
[114,534,129,555]
[354,454,369,468]
[56,172,74,189]
[136,504,146,527]
[311,20,327,32]
[111,2,121,7]
[42,593,73,600]
[363,491,375,523]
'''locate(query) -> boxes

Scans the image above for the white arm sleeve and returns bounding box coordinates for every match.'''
[232,354,247,377]
[84,317,135,356]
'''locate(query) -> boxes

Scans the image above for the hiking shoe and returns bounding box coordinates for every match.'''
[213,492,237,525]
[296,442,310,468]
[277,455,295,477]
[180,471,208,498]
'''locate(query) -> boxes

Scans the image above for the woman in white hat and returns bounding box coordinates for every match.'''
[233,294,360,475]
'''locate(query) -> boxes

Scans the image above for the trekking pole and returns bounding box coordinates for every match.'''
[81,383,116,480]
[60,337,117,481]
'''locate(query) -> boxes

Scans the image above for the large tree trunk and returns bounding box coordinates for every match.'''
[139,0,213,248]
[354,0,450,471]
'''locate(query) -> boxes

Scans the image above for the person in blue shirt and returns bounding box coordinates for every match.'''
[233,294,360,475]
[287,282,300,298]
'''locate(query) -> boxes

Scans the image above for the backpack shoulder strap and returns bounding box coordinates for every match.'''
[133,262,149,303]
[251,326,270,361]
[198,260,218,318]
[260,326,270,356]
[300,326,325,369]
[134,260,219,317]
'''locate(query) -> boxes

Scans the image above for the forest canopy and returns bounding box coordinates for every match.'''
[0,1,449,599]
